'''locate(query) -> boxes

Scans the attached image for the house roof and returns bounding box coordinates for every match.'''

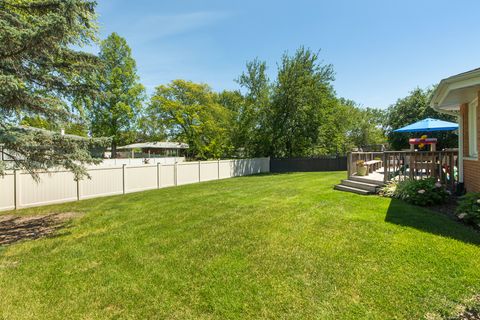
[117,142,189,150]
[431,67,480,112]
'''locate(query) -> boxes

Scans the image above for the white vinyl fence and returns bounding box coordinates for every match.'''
[97,157,185,167]
[0,158,270,211]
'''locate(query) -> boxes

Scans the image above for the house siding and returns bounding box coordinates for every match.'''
[464,160,480,192]
[461,94,480,192]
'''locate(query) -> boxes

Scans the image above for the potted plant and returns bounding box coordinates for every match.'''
[356,160,368,176]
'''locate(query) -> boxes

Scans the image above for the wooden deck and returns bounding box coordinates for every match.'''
[336,151,460,195]
[350,169,385,184]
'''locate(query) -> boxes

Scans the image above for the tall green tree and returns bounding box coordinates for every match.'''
[0,0,107,178]
[88,32,145,158]
[315,99,355,155]
[235,59,272,157]
[386,87,457,150]
[270,47,337,157]
[136,113,168,143]
[216,89,247,156]
[341,100,386,151]
[149,80,232,159]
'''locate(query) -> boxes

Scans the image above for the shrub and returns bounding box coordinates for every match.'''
[456,193,480,226]
[380,178,449,206]
[378,180,399,198]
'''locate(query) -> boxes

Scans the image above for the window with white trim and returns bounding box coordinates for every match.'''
[468,100,478,158]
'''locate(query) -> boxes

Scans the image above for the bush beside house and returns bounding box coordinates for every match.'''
[380,178,450,206]
[456,193,480,227]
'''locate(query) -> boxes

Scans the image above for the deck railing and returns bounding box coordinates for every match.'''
[347,151,385,178]
[347,150,459,191]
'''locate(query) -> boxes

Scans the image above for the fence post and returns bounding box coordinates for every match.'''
[76,177,80,201]
[122,164,126,194]
[383,153,388,183]
[198,161,201,182]
[347,152,352,178]
[14,169,20,210]
[217,159,220,179]
[174,162,178,186]
[157,163,161,189]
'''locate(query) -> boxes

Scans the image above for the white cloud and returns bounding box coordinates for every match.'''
[126,11,230,42]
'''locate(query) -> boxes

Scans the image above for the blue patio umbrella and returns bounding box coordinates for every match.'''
[393,118,458,133]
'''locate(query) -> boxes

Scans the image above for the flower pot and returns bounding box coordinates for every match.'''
[357,166,368,176]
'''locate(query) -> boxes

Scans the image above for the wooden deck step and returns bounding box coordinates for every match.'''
[341,179,380,193]
[333,184,372,195]
[349,175,385,186]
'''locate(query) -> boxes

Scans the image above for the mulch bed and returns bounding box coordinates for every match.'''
[429,197,480,233]
[430,198,459,217]
[0,212,81,246]
[449,309,480,320]
[445,296,480,320]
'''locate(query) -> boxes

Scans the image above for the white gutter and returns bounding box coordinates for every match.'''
[431,104,463,184]
[458,113,464,183]
[431,105,459,117]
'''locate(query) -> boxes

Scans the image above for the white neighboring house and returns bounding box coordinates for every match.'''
[97,141,189,166]
[115,141,189,158]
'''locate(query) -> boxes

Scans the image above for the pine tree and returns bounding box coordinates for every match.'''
[0,0,108,179]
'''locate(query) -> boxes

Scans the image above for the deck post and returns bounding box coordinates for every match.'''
[409,153,414,179]
[383,152,388,183]
[347,152,352,178]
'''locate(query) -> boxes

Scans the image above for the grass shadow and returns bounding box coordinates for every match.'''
[385,198,480,246]
[0,213,79,247]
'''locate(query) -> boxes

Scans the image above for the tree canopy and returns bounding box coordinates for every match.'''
[87,32,145,157]
[0,0,402,167]
[0,0,108,179]
[270,48,337,157]
[143,48,387,160]
[386,87,457,150]
[148,80,232,159]
[234,58,271,157]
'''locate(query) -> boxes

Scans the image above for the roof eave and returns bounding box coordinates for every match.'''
[431,68,480,115]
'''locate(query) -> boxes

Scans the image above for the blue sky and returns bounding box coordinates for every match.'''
[89,0,480,109]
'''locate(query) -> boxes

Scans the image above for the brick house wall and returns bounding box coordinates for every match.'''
[461,93,480,192]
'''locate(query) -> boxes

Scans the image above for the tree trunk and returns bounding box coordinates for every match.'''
[111,140,117,159]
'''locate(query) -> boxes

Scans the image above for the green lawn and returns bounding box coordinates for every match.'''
[1,172,480,319]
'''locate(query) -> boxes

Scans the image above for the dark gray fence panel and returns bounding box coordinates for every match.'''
[270,156,347,173]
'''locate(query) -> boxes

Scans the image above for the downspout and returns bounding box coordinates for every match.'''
[458,113,464,184]
[432,103,464,185]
